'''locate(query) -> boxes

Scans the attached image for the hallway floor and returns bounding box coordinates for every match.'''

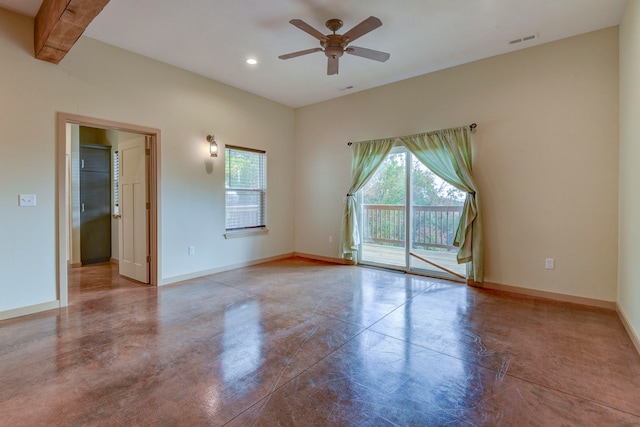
[1,258,639,426]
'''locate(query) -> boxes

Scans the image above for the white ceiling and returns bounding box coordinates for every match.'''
[0,0,628,108]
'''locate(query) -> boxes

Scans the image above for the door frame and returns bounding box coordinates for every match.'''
[56,112,161,306]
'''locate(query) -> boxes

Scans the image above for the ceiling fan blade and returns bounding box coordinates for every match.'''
[279,48,323,60]
[342,16,382,43]
[346,46,390,62]
[289,19,326,41]
[327,56,339,75]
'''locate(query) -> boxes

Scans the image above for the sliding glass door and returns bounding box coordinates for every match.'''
[360,147,407,268]
[360,145,467,280]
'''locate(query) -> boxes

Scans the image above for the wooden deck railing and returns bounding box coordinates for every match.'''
[363,204,463,250]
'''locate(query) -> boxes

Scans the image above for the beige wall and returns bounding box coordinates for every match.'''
[619,1,640,341]
[0,8,295,314]
[295,27,620,302]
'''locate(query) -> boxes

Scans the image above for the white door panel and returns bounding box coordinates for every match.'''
[118,136,149,283]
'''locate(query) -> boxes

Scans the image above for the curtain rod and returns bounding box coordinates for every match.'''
[347,122,477,146]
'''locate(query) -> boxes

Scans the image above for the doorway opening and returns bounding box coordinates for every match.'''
[359,145,467,281]
[79,142,112,265]
[56,113,160,307]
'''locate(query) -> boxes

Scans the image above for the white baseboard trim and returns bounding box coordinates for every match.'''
[475,281,616,310]
[616,302,640,355]
[0,300,60,321]
[294,252,355,265]
[160,252,296,285]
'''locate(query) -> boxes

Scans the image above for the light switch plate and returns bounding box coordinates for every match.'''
[19,194,36,207]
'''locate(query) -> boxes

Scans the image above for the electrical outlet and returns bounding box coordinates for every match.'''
[328,236,333,243]
[545,258,555,270]
[19,194,36,207]
[188,246,195,256]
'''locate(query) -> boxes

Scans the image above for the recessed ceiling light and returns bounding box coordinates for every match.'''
[246,58,258,65]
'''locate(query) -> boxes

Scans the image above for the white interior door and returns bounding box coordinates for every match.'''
[118,135,149,283]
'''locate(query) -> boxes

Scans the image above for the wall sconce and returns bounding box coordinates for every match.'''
[207,134,218,157]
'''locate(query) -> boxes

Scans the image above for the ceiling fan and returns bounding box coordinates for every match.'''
[279,16,390,75]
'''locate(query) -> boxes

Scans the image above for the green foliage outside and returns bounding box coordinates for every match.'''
[362,151,464,249]
[225,148,262,189]
[363,153,464,206]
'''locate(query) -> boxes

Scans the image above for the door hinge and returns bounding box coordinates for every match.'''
[146,202,150,210]
[146,255,150,262]
[145,149,151,155]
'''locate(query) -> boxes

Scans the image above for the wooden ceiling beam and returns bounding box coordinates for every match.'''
[34,0,110,64]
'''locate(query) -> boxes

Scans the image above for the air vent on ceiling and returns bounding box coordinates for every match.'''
[509,33,539,45]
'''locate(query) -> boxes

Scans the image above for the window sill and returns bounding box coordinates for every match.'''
[224,228,269,239]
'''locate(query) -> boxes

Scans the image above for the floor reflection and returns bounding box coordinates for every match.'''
[222,300,263,385]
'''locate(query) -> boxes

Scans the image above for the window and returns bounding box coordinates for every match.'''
[225,145,267,233]
[113,150,119,215]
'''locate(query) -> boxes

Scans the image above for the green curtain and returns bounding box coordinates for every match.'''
[340,138,395,261]
[401,127,484,282]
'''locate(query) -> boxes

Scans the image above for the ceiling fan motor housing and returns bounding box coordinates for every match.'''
[322,34,345,58]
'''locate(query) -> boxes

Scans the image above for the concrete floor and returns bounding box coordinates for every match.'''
[1,258,639,426]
